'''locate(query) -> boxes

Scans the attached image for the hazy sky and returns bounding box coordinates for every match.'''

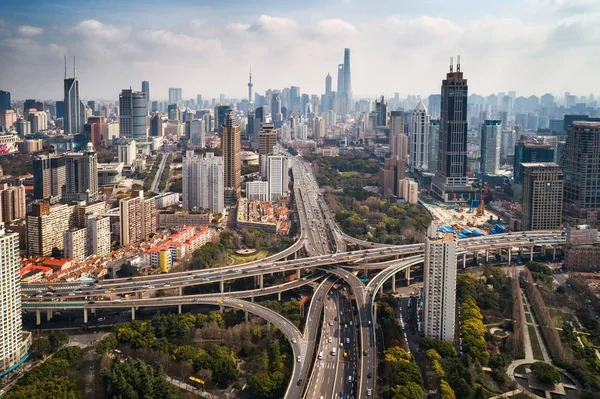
[1,0,599,101]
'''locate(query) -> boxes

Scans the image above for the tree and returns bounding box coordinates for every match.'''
[50,247,63,258]
[440,379,456,399]
[31,338,52,359]
[48,330,69,351]
[530,362,561,385]
[390,381,423,399]
[248,372,276,398]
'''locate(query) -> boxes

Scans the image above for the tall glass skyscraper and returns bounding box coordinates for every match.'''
[119,89,148,140]
[64,77,86,135]
[141,81,150,108]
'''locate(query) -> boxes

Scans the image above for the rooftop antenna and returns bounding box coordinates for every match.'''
[64,55,67,80]
[457,55,461,72]
[73,56,76,79]
[450,56,453,73]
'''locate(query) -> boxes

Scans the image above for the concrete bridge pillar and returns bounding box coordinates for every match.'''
[178,286,183,296]
[404,267,411,283]
[373,303,377,327]
[485,250,489,263]
[220,280,224,294]
[297,269,301,280]
[553,246,556,260]
[219,305,224,314]
[83,308,88,329]
[46,309,52,322]
[259,274,264,290]
[267,321,271,331]
[508,248,512,266]
[178,304,182,314]
[36,310,41,330]
[131,307,136,320]
[474,251,478,264]
[462,253,467,269]
[391,273,396,293]
[91,307,96,315]
[294,252,297,260]
[530,246,534,262]
[278,291,282,302]
[379,284,383,296]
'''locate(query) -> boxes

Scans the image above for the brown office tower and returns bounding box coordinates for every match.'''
[521,163,563,231]
[563,121,600,223]
[221,109,241,203]
[258,122,277,178]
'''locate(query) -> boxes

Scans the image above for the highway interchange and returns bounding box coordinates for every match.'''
[21,153,571,398]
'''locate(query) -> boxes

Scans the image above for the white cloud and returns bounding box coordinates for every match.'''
[136,29,223,55]
[226,23,251,33]
[318,18,357,38]
[72,19,128,41]
[18,25,43,36]
[248,15,297,33]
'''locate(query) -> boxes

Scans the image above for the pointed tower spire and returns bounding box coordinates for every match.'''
[64,55,67,80]
[73,56,76,79]
[457,55,461,72]
[450,56,453,73]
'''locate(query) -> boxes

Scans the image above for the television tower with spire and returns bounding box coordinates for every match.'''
[247,68,253,110]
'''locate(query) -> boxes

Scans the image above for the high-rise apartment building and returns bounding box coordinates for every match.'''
[33,152,66,201]
[246,181,270,201]
[521,163,563,231]
[0,184,26,222]
[182,152,224,214]
[119,190,156,246]
[0,109,17,131]
[258,122,277,178]
[267,155,288,201]
[63,143,99,203]
[64,227,88,261]
[431,58,474,202]
[423,222,457,342]
[378,156,406,197]
[15,119,31,137]
[119,89,148,140]
[313,116,325,142]
[480,120,501,175]
[428,120,440,173]
[563,121,600,223]
[168,88,182,106]
[27,110,48,133]
[0,223,31,375]
[86,215,111,257]
[187,119,205,148]
[27,203,74,256]
[221,109,241,202]
[409,100,430,171]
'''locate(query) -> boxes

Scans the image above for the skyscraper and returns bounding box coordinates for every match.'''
[427,94,441,119]
[513,136,554,185]
[182,151,224,214]
[325,73,332,95]
[480,120,501,175]
[221,109,241,202]
[336,64,344,96]
[168,88,182,106]
[63,57,86,135]
[343,48,352,112]
[27,203,74,256]
[563,121,600,223]
[141,81,150,108]
[33,152,66,200]
[521,163,563,231]
[258,122,277,178]
[271,92,282,127]
[313,116,325,142]
[187,119,205,148]
[0,90,10,111]
[63,143,99,202]
[423,222,457,342]
[428,120,440,172]
[119,190,156,246]
[119,89,148,140]
[431,57,474,202]
[0,223,30,375]
[409,100,430,171]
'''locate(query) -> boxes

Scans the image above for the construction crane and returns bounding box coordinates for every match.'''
[476,184,489,216]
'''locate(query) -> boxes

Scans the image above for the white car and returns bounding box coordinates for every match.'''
[297,355,301,362]
[292,338,297,344]
[366,389,372,396]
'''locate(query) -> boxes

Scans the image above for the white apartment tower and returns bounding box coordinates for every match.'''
[182,152,224,214]
[118,140,137,166]
[409,100,430,171]
[0,223,30,374]
[422,222,457,342]
[267,155,289,201]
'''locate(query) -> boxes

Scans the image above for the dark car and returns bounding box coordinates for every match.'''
[367,372,372,378]
[363,350,368,356]
[296,379,302,386]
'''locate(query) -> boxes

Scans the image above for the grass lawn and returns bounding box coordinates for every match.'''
[525,313,533,323]
[528,324,544,361]
[231,249,270,265]
[338,171,361,177]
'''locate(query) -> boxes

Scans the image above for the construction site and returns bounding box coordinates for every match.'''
[420,184,512,237]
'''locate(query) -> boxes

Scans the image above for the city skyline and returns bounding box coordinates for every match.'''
[1,0,600,100]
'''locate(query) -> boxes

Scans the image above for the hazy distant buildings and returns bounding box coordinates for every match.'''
[119,89,148,140]
[182,152,224,214]
[0,90,10,111]
[427,94,441,119]
[221,110,241,202]
[423,222,457,342]
[141,81,150,107]
[271,92,282,127]
[480,120,501,175]
[521,163,563,231]
[313,116,325,142]
[168,88,182,106]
